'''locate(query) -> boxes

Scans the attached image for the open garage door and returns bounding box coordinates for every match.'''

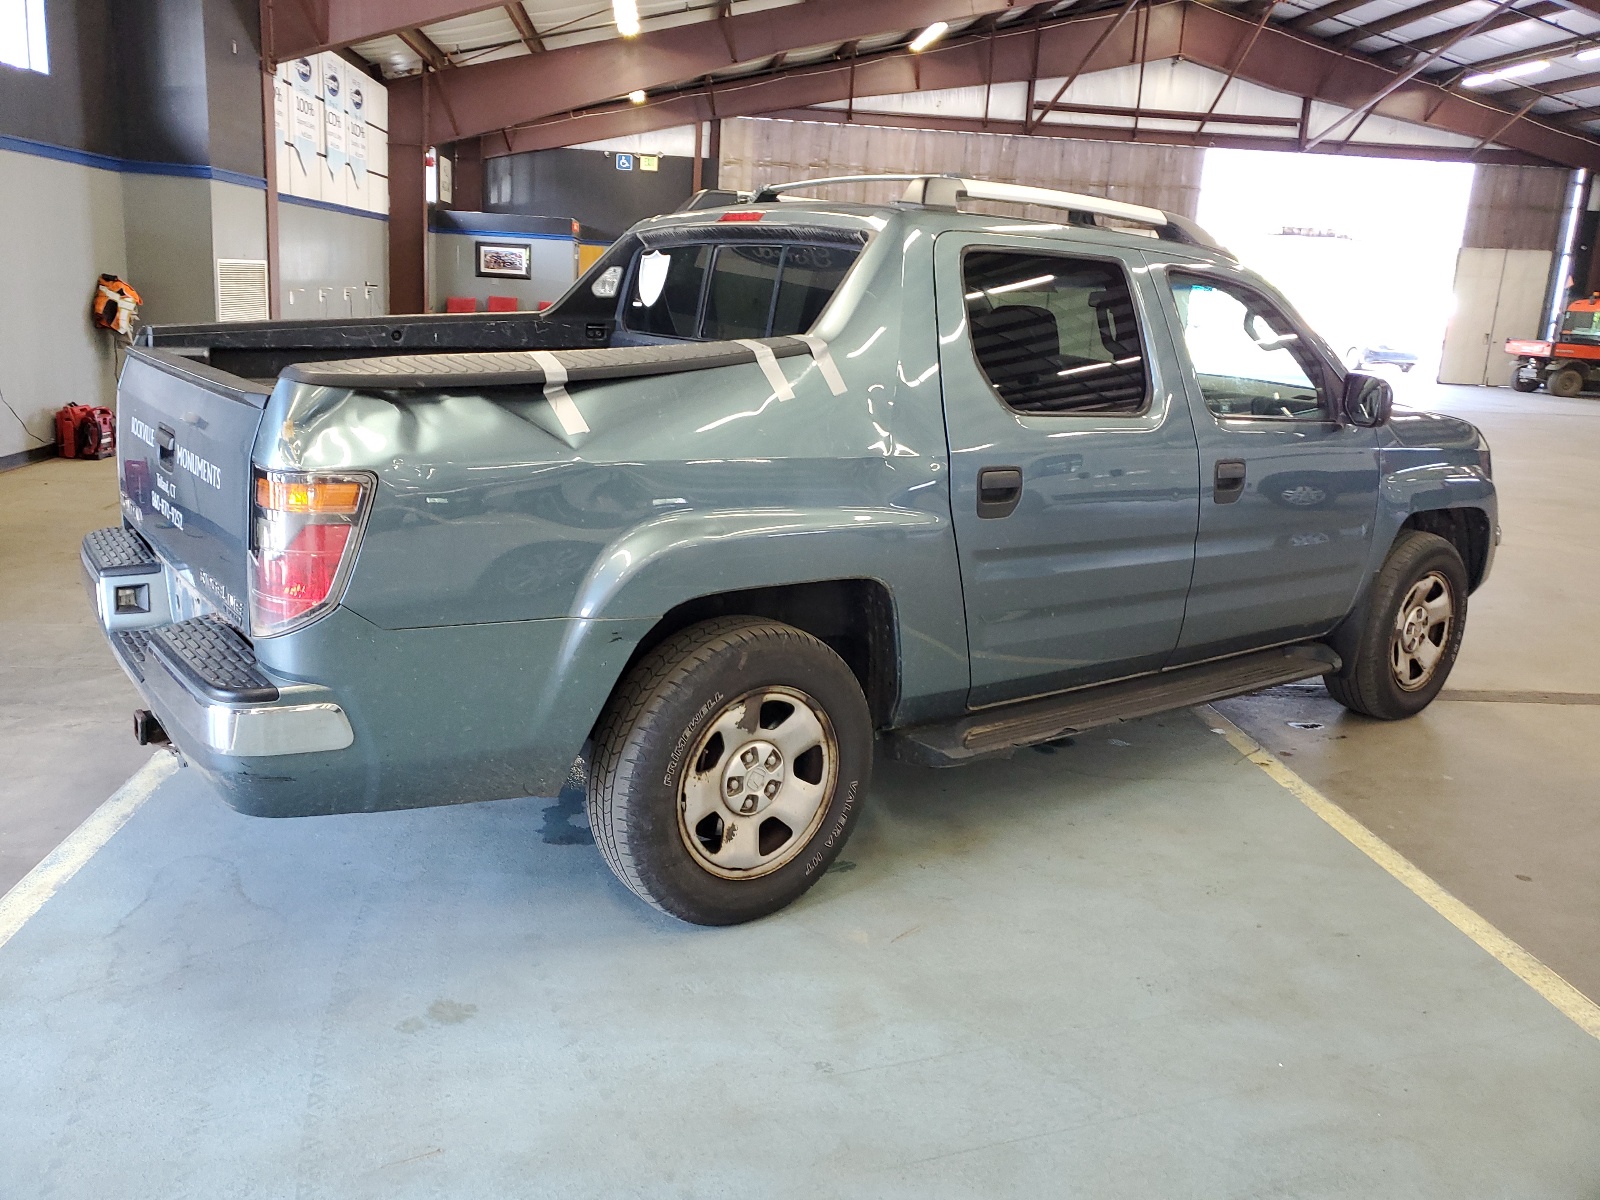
[1196,150,1474,390]
[1438,248,1554,387]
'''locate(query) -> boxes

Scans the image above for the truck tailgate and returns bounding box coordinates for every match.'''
[117,348,271,630]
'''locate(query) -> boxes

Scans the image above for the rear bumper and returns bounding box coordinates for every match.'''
[107,628,353,757]
[85,527,354,760]
[84,526,647,818]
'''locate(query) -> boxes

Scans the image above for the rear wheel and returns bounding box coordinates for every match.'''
[1326,531,1467,720]
[587,617,872,925]
[1549,366,1585,397]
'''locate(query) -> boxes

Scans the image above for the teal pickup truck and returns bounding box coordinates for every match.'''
[84,174,1496,924]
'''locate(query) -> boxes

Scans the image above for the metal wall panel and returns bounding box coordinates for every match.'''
[719,117,1204,218]
[1462,164,1570,252]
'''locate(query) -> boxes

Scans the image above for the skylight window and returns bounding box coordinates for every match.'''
[0,0,48,74]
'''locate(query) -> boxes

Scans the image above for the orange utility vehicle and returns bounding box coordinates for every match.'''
[1507,295,1600,395]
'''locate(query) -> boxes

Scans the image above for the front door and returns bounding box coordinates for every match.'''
[935,233,1201,707]
[1152,265,1381,663]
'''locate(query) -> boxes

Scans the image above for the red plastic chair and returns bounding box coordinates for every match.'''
[445,296,477,313]
[486,295,519,312]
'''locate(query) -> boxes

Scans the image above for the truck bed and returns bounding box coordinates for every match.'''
[137,310,612,385]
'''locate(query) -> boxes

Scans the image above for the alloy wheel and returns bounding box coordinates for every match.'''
[1390,571,1454,692]
[678,687,838,879]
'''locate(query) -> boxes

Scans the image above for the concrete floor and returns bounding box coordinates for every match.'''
[0,457,156,894]
[1219,379,1600,1004]
[1,380,1598,1195]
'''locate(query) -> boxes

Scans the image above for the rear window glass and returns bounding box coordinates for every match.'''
[703,245,785,340]
[622,240,858,340]
[624,245,711,337]
[772,244,856,336]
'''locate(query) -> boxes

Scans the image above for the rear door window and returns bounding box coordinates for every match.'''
[962,249,1149,415]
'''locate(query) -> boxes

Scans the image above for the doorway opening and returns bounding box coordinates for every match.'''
[1195,149,1475,390]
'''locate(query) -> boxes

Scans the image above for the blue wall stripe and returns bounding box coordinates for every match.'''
[430,226,576,242]
[0,132,270,189]
[280,193,390,222]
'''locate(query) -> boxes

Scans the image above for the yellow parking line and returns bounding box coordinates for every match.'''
[0,752,178,952]
[1196,704,1600,1042]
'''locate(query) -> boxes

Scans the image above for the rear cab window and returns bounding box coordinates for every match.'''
[620,238,860,342]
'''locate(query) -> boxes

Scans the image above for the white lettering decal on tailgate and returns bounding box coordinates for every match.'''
[128,417,158,449]
[175,446,223,489]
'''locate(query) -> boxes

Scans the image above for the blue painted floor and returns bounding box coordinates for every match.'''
[3,710,1597,1198]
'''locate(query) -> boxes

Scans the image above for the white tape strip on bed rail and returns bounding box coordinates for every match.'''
[734,339,795,402]
[530,351,590,436]
[795,334,848,396]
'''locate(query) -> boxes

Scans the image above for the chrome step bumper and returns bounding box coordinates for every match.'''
[85,527,354,758]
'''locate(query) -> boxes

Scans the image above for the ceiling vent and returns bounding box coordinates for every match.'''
[215,258,270,322]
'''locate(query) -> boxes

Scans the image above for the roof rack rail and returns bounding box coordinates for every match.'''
[749,173,1232,258]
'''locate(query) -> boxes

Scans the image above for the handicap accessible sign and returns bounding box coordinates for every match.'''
[616,153,634,171]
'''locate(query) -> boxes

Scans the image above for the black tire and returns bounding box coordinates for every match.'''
[1326,531,1468,720]
[1512,375,1541,393]
[1549,367,1585,397]
[587,617,872,925]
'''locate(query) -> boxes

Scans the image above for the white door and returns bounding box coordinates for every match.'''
[1486,250,1554,387]
[1439,247,1552,385]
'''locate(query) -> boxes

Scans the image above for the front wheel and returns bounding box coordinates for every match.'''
[1512,375,1541,393]
[586,617,872,925]
[1326,531,1468,720]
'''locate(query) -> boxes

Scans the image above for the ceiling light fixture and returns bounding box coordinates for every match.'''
[1578,46,1600,61]
[909,21,949,53]
[628,89,646,104]
[1463,59,1549,87]
[613,0,641,38]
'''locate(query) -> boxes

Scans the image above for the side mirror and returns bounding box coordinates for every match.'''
[1341,371,1392,427]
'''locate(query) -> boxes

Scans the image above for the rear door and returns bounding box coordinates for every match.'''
[1153,266,1380,662]
[935,232,1201,707]
[117,350,270,630]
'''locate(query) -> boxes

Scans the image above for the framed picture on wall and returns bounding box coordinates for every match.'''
[476,241,532,279]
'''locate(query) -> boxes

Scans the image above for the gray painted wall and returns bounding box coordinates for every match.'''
[0,150,128,459]
[428,233,577,312]
[121,175,218,327]
[280,203,389,318]
[0,0,276,465]
[0,1,120,155]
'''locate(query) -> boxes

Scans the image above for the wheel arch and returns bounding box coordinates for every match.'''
[610,580,902,731]
[1399,507,1492,592]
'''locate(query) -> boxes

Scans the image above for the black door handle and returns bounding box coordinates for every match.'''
[1214,459,1246,504]
[157,424,177,472]
[976,466,1023,519]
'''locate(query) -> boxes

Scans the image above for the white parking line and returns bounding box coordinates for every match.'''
[1197,705,1600,1042]
[0,752,178,952]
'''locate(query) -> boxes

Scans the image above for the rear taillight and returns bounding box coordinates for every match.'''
[249,469,373,636]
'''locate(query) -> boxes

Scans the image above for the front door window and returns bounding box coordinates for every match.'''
[1167,275,1330,420]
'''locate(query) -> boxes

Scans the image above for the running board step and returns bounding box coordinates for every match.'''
[886,644,1340,767]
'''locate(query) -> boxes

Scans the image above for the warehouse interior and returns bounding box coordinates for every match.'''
[3,0,1600,1193]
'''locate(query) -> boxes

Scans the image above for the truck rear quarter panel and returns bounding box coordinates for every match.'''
[243,216,970,809]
